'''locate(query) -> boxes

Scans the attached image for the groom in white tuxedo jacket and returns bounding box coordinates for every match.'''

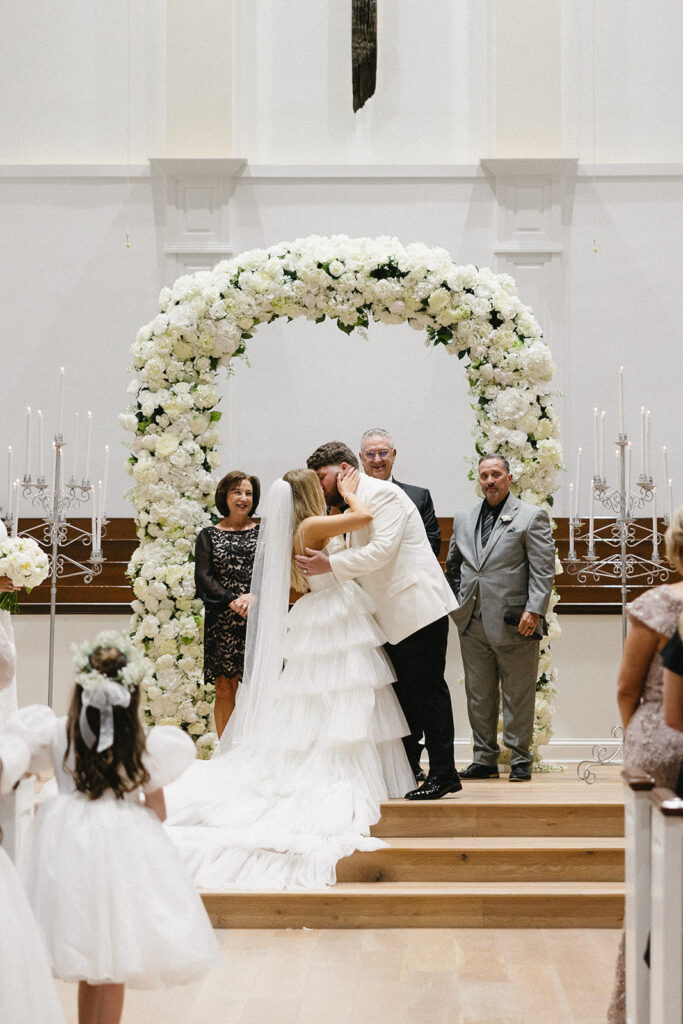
[296,442,461,800]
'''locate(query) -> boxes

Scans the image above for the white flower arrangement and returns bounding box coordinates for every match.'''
[123,235,564,762]
[0,535,50,614]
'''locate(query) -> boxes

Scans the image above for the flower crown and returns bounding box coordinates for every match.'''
[71,630,147,694]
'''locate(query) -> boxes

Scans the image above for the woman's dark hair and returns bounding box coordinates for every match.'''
[64,646,150,801]
[215,471,260,518]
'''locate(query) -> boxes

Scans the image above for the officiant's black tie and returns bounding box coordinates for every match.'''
[481,506,495,547]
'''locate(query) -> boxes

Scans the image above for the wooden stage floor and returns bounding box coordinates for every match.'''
[201,765,626,930]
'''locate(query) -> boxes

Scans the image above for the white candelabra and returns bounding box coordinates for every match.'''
[1,374,109,706]
[569,369,677,782]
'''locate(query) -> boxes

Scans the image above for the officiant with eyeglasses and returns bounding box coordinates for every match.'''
[359,428,441,557]
[445,454,555,781]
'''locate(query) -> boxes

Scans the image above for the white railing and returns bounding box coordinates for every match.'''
[622,769,683,1024]
[649,786,683,1024]
[623,769,655,1024]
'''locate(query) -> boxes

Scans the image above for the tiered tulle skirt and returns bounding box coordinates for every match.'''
[166,577,415,890]
[19,791,220,987]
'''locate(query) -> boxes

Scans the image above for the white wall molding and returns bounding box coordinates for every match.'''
[149,158,246,277]
[241,164,485,181]
[0,164,152,179]
[479,157,576,354]
[3,160,683,184]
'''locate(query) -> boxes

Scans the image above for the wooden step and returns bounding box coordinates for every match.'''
[336,836,624,883]
[201,881,625,929]
[371,799,624,838]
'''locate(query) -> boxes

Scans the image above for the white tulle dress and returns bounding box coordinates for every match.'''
[0,733,66,1024]
[166,567,415,891]
[6,706,220,988]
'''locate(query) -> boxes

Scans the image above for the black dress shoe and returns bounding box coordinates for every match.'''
[509,763,532,781]
[460,763,500,780]
[404,771,462,801]
[411,766,427,784]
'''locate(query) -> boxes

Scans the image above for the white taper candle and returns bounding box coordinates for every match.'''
[90,483,97,552]
[645,410,651,478]
[668,479,674,524]
[102,446,109,521]
[72,413,79,480]
[574,447,582,519]
[663,446,670,485]
[618,366,625,436]
[600,411,606,479]
[593,408,599,478]
[97,481,103,550]
[25,406,31,478]
[639,406,645,476]
[84,411,92,483]
[625,442,632,509]
[12,480,19,537]
[58,366,65,435]
[6,447,12,515]
[652,485,657,548]
[569,481,574,520]
[37,410,44,479]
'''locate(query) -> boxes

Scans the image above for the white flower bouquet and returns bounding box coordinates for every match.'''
[0,536,50,613]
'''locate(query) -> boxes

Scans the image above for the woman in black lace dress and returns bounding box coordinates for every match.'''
[195,471,260,737]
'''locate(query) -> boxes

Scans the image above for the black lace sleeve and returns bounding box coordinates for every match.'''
[194,529,237,612]
[662,630,683,676]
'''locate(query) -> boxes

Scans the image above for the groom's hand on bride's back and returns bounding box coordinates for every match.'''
[295,548,331,578]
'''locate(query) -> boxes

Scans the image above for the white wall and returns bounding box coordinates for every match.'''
[562,0,683,163]
[232,0,492,165]
[1,0,682,522]
[0,1,165,164]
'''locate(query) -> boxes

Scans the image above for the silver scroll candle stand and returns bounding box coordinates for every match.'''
[15,433,106,707]
[569,433,674,783]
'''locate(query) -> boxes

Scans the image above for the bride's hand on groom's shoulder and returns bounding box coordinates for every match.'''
[337,467,360,500]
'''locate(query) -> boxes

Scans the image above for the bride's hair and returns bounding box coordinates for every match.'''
[283,468,327,593]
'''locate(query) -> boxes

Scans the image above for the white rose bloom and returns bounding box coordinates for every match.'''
[156,435,180,458]
[142,616,160,638]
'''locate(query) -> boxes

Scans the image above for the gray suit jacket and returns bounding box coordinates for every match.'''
[445,495,555,646]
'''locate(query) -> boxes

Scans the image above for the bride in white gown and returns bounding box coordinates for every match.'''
[165,467,415,890]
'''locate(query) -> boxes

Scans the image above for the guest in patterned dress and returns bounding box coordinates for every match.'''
[607,505,683,1024]
[194,471,260,737]
[663,617,683,729]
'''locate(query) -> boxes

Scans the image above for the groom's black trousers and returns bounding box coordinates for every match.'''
[385,615,455,776]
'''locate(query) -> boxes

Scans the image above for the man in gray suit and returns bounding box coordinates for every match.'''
[445,455,555,781]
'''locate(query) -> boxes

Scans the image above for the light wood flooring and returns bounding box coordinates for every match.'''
[54,927,621,1024]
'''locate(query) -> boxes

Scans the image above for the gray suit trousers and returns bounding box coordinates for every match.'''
[459,613,540,767]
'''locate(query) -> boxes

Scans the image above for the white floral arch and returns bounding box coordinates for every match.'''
[122,235,563,761]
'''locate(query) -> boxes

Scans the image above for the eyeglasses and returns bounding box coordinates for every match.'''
[363,450,392,461]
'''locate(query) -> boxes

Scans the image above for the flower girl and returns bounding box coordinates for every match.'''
[6,630,219,1024]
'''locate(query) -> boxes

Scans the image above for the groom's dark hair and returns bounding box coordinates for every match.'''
[307,442,359,470]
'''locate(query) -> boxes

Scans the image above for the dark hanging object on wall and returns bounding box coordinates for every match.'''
[352,0,377,111]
